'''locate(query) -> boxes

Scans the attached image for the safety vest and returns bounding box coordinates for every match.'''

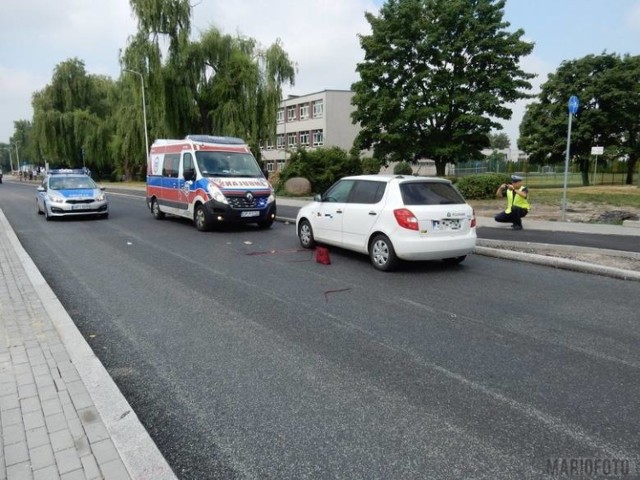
[505,186,530,213]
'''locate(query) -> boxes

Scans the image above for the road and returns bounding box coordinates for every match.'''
[1,181,639,479]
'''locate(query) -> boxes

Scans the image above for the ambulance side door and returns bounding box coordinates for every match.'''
[177,152,195,211]
[161,153,180,209]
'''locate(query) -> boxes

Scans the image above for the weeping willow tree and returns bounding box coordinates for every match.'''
[28,0,296,179]
[31,58,117,175]
[122,0,296,165]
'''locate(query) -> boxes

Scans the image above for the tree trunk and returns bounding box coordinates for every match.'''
[578,157,590,186]
[435,159,447,176]
[626,156,637,185]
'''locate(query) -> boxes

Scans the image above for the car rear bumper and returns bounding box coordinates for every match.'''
[393,232,477,261]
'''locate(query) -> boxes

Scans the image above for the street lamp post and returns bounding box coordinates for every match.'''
[123,69,149,160]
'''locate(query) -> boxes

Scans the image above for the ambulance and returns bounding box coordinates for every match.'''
[146,135,276,231]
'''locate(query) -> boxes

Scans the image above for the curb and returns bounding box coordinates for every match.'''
[278,216,640,281]
[0,209,177,480]
[474,245,640,282]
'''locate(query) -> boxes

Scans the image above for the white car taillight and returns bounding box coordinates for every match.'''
[393,208,419,231]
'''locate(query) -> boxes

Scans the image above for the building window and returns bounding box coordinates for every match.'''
[267,162,274,172]
[312,100,323,118]
[265,138,274,150]
[299,104,309,120]
[277,160,285,171]
[277,108,284,124]
[313,130,324,146]
[288,133,297,148]
[287,106,297,121]
[277,134,285,149]
[299,131,309,147]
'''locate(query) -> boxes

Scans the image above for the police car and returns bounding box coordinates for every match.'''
[36,169,109,220]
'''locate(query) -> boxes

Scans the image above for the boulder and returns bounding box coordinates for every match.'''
[284,177,311,196]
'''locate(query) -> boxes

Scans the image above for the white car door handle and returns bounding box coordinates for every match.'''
[336,210,343,214]
[369,211,377,216]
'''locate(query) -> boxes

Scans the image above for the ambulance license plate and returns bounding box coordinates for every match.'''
[241,210,259,218]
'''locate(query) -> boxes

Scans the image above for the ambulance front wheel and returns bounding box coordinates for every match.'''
[194,204,212,232]
[151,198,165,220]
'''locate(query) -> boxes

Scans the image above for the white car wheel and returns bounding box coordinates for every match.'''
[370,234,398,272]
[298,220,316,249]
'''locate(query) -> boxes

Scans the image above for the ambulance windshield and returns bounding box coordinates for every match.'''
[196,151,263,178]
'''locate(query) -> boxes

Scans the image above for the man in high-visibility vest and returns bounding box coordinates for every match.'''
[494,175,530,230]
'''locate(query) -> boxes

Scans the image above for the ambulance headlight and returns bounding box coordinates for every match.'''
[207,184,228,204]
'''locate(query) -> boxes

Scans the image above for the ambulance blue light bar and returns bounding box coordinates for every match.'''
[185,135,246,145]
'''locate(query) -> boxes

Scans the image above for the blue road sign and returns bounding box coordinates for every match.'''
[568,95,579,114]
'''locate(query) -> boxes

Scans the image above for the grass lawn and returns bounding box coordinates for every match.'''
[528,185,640,208]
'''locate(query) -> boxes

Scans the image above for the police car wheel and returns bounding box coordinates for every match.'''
[44,205,52,221]
[194,204,211,232]
[37,200,43,215]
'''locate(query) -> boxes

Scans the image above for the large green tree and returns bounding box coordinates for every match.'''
[488,132,510,150]
[31,59,117,176]
[121,0,296,165]
[519,53,640,185]
[351,0,534,175]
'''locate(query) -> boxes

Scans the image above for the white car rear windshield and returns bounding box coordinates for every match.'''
[400,182,465,205]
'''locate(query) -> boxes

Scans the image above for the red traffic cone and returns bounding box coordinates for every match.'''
[315,246,331,265]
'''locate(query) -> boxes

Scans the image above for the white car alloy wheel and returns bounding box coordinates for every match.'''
[370,234,397,271]
[298,220,315,249]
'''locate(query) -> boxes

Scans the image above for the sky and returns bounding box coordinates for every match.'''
[2,0,640,152]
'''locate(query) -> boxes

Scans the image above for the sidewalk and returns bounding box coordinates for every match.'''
[0,209,176,480]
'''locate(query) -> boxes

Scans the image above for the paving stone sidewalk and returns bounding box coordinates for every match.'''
[0,209,176,480]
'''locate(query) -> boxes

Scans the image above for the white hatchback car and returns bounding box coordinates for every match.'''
[296,175,477,271]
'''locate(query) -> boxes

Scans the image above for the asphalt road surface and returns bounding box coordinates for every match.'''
[1,181,639,479]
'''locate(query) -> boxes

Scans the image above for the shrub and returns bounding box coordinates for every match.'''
[277,146,362,194]
[455,173,510,200]
[393,161,414,175]
[361,157,382,174]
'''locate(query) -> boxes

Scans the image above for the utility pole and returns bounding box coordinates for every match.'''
[123,69,150,160]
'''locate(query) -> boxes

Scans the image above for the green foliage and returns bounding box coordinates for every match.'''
[30,59,118,177]
[455,173,509,200]
[17,1,297,181]
[278,147,363,194]
[519,53,640,185]
[361,157,382,174]
[122,0,296,153]
[351,0,534,176]
[393,161,413,175]
[488,132,510,150]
